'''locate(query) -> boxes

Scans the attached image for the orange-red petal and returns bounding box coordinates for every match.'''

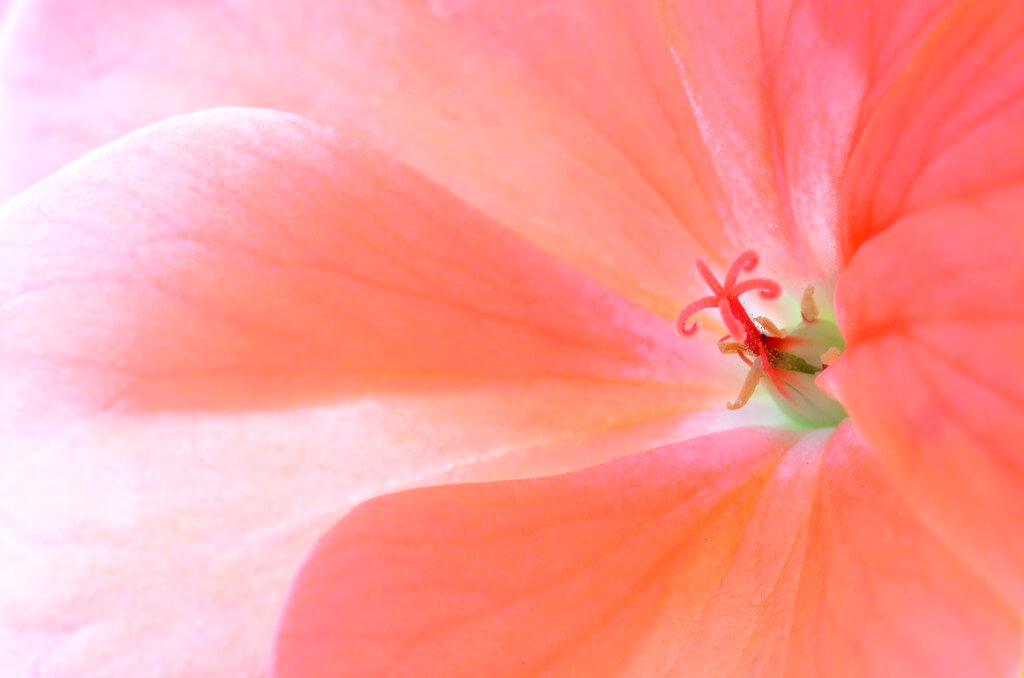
[0,0,731,314]
[657,0,951,280]
[823,186,1024,605]
[273,424,1019,677]
[842,0,1024,258]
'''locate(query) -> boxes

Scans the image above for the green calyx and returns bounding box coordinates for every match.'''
[766,318,847,429]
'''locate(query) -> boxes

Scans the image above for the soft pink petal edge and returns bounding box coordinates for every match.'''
[0,0,738,315]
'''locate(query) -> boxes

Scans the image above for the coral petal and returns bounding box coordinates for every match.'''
[842,0,1024,257]
[0,108,717,430]
[273,424,1018,678]
[657,0,951,279]
[823,186,1024,605]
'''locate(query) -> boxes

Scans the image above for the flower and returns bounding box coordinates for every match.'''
[0,0,1022,676]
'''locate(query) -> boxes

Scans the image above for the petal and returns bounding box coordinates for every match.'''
[0,391,752,678]
[0,107,722,430]
[0,107,745,675]
[273,424,1018,678]
[822,186,1024,606]
[0,0,732,314]
[657,0,952,279]
[0,109,753,675]
[842,0,1024,256]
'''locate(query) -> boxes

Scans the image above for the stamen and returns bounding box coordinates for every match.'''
[821,346,842,365]
[719,339,755,366]
[717,340,748,355]
[754,316,784,338]
[801,286,819,323]
[727,359,763,410]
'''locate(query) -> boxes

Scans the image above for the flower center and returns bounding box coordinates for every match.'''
[676,251,846,428]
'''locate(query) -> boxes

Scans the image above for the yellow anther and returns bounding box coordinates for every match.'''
[754,316,784,337]
[801,286,819,323]
[726,359,764,410]
[718,340,748,355]
[821,346,842,365]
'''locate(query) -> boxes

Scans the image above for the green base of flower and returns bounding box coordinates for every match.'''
[769,318,847,429]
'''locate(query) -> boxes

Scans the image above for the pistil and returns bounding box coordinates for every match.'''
[677,251,847,428]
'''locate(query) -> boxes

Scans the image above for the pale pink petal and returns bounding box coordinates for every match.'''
[0,107,745,676]
[0,390,756,678]
[657,0,951,280]
[0,0,732,314]
[822,185,1024,605]
[0,107,723,431]
[274,423,1018,678]
[842,0,1024,257]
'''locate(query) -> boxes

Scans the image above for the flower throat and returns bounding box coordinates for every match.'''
[677,251,846,429]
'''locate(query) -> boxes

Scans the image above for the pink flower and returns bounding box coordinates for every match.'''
[0,0,1022,676]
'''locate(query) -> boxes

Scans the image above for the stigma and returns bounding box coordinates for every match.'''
[676,251,846,428]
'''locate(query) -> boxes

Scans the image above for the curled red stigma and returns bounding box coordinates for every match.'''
[723,250,759,289]
[677,251,797,409]
[675,295,720,335]
[678,259,844,421]
[675,251,780,342]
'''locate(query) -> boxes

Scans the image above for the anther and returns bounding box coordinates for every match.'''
[727,359,763,410]
[717,340,749,355]
[718,337,755,366]
[754,316,784,337]
[821,346,842,365]
[801,286,818,323]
